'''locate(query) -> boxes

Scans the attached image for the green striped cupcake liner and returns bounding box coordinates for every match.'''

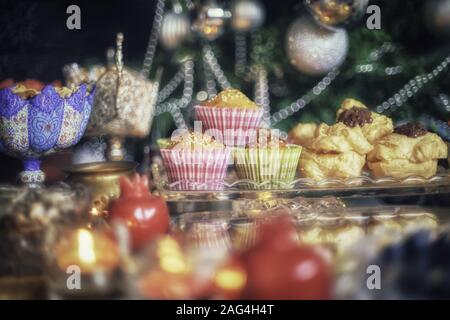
[233,145,303,190]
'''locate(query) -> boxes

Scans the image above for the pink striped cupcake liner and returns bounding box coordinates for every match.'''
[194,105,264,147]
[160,148,231,191]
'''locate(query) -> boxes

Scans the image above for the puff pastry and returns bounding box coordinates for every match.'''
[299,149,366,181]
[337,98,393,144]
[287,100,450,181]
[289,122,372,155]
[311,123,373,155]
[367,159,438,179]
[367,125,448,179]
[290,121,372,180]
[288,123,317,147]
[367,132,447,164]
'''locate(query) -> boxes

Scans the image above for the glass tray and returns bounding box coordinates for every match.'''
[152,164,450,201]
[172,205,448,231]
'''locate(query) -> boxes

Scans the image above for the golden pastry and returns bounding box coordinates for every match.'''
[291,122,371,181]
[367,123,448,179]
[289,122,372,155]
[367,126,447,163]
[289,98,396,181]
[368,159,438,179]
[336,98,393,144]
[310,123,373,155]
[299,149,366,181]
[288,123,318,147]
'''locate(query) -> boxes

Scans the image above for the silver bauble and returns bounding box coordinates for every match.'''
[286,15,349,75]
[304,0,369,30]
[425,0,450,38]
[231,0,266,32]
[160,12,191,49]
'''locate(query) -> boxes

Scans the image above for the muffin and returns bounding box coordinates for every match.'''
[233,130,302,189]
[160,132,231,190]
[293,122,372,181]
[194,89,263,147]
[367,123,448,179]
[336,98,394,144]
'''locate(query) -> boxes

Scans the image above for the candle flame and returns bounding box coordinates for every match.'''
[90,207,100,216]
[157,237,188,274]
[215,268,246,291]
[77,229,96,265]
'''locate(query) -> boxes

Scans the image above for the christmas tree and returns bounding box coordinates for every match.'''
[149,0,450,143]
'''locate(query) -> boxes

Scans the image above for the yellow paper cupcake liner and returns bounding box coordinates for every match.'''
[234,145,302,189]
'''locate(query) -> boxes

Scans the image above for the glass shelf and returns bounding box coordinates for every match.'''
[152,164,450,201]
[172,205,449,228]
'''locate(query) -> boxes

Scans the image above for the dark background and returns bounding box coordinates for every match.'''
[0,0,289,81]
[0,0,442,81]
[0,0,161,81]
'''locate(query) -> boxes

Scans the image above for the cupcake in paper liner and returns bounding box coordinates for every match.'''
[194,89,264,147]
[229,218,261,252]
[233,131,302,189]
[185,220,232,251]
[156,138,171,149]
[160,132,231,191]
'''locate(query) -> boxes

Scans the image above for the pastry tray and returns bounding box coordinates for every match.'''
[152,164,450,201]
